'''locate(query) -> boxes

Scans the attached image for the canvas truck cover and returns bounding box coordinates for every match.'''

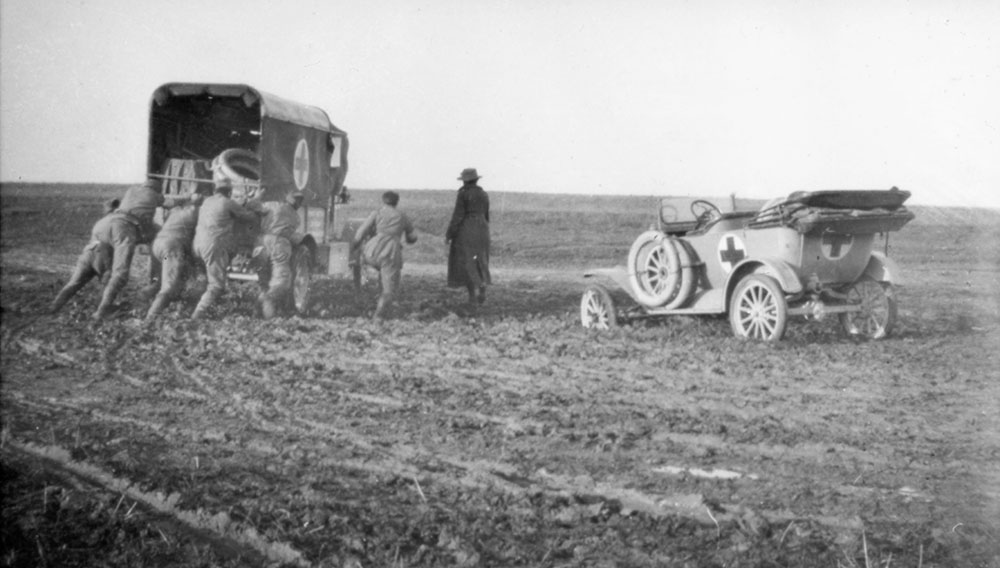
[148,83,349,205]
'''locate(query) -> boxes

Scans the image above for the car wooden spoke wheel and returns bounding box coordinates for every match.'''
[839,277,897,340]
[729,274,788,341]
[580,284,617,330]
[291,246,313,315]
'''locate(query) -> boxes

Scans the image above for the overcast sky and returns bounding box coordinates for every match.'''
[1,0,998,208]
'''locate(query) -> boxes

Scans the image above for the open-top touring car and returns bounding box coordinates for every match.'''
[581,188,915,340]
[147,83,349,314]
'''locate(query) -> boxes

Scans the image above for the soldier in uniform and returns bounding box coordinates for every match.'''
[49,199,120,315]
[190,179,259,320]
[144,191,206,322]
[117,179,176,244]
[51,178,190,321]
[354,191,418,319]
[252,191,305,319]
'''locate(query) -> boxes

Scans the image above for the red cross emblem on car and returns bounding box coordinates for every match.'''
[717,234,746,273]
[821,232,853,260]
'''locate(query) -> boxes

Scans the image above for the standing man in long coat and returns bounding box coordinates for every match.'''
[445,168,491,304]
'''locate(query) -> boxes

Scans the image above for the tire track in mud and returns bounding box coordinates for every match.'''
[284,343,993,536]
[5,339,872,535]
[11,328,936,510]
[10,385,865,536]
[299,350,912,478]
[7,286,998,558]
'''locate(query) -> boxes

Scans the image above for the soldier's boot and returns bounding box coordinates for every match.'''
[190,290,218,320]
[138,282,160,303]
[93,275,127,321]
[92,304,112,322]
[145,294,170,322]
[373,297,388,321]
[260,297,277,320]
[477,285,487,305]
[49,287,77,314]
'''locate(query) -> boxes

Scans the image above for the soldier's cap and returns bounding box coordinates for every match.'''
[382,191,400,206]
[286,191,305,205]
[102,198,120,215]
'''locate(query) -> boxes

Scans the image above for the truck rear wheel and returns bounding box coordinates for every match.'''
[291,246,313,315]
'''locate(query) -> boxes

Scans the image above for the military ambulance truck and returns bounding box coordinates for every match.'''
[147,83,350,314]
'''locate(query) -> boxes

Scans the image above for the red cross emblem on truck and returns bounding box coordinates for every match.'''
[293,139,310,190]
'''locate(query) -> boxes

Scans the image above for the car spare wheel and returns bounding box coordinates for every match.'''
[628,231,681,308]
[660,238,697,310]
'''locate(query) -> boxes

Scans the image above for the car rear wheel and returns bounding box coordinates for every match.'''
[839,277,897,340]
[580,284,617,330]
[291,246,313,315]
[729,274,788,341]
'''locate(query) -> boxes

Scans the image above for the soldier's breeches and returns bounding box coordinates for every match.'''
[152,238,191,300]
[95,237,136,317]
[194,241,229,314]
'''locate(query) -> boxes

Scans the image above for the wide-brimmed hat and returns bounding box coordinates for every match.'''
[458,168,481,182]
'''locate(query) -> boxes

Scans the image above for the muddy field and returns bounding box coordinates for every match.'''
[2,183,999,567]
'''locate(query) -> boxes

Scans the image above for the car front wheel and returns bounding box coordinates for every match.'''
[580,284,617,330]
[729,274,788,341]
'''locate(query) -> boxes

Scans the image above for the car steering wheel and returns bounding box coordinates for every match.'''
[691,200,722,228]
